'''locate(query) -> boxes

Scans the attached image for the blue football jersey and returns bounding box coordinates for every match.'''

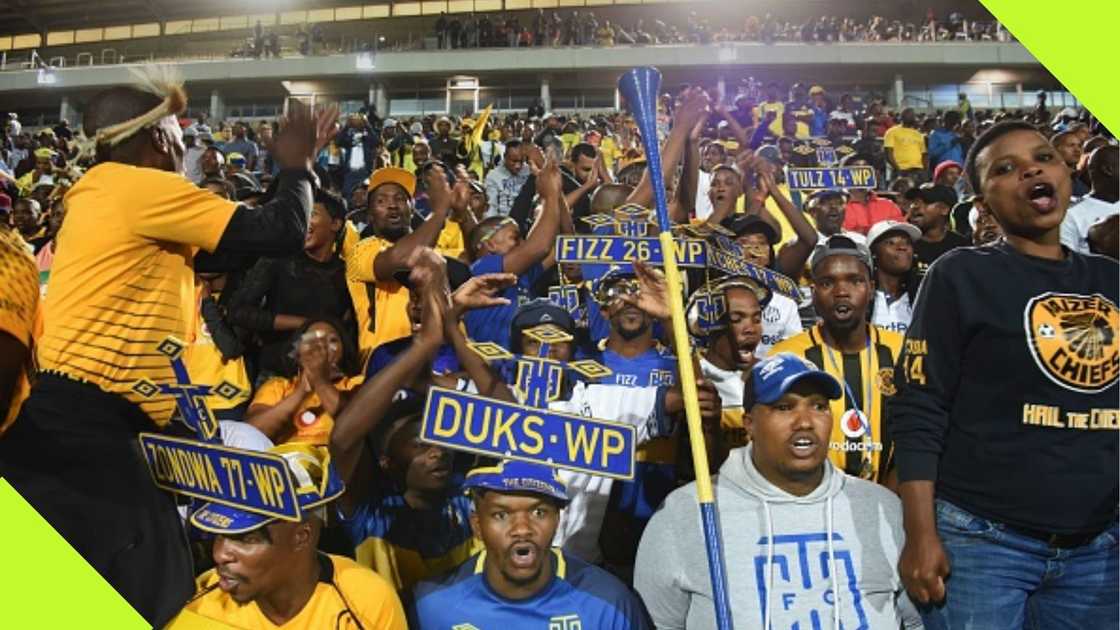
[464,254,544,349]
[411,549,651,629]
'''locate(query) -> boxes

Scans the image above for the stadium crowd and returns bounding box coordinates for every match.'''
[0,62,1116,630]
[226,8,1010,57]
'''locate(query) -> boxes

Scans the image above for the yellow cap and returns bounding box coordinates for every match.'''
[368,166,416,197]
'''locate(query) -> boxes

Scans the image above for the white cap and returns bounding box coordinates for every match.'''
[866,219,921,248]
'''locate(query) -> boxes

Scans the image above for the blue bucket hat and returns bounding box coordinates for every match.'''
[190,443,345,535]
[463,460,569,504]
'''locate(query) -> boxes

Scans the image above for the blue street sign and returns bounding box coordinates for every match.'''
[787,166,877,190]
[421,387,636,480]
[138,433,302,522]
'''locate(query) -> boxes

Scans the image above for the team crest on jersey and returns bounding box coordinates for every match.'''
[876,368,896,396]
[1024,293,1119,393]
[548,614,582,630]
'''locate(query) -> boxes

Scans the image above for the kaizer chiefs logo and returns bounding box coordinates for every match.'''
[1024,293,1119,393]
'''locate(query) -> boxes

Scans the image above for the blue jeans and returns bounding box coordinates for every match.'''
[921,499,1118,630]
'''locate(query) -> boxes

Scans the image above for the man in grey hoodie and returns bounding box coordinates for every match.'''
[635,352,922,630]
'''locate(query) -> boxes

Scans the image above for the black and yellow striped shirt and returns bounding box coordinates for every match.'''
[769,323,903,482]
[38,163,237,426]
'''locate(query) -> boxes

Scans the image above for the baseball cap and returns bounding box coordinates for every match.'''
[189,443,345,535]
[467,180,486,196]
[866,220,921,249]
[33,147,55,160]
[755,145,782,165]
[230,172,264,201]
[368,166,416,197]
[932,160,963,182]
[805,188,849,207]
[227,152,246,167]
[463,460,569,504]
[510,298,575,353]
[904,183,958,208]
[436,116,452,125]
[724,213,778,245]
[810,234,873,273]
[745,353,843,408]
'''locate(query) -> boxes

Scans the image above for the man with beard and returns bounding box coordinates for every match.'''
[904,183,969,272]
[345,165,455,359]
[410,460,651,629]
[770,236,904,487]
[587,267,679,572]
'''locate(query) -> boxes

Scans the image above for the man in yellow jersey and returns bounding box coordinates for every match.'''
[769,235,903,487]
[0,75,336,626]
[172,444,406,630]
[0,208,38,436]
[343,163,463,360]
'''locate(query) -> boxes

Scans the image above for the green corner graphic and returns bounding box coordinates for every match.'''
[1,2,1114,625]
[0,480,147,627]
[981,0,1119,132]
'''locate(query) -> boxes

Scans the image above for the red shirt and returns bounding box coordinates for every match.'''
[843,193,904,235]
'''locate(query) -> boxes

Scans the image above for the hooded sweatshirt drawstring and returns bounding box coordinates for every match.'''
[735,445,846,630]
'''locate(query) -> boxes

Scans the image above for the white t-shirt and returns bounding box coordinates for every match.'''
[699,355,745,411]
[694,169,715,221]
[758,293,803,357]
[1060,196,1119,254]
[871,290,912,336]
[548,381,662,564]
[348,132,367,171]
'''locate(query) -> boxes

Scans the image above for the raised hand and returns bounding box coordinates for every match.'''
[451,273,517,315]
[618,261,671,320]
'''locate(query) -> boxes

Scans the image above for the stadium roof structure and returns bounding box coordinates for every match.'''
[0,0,399,37]
[1,0,995,38]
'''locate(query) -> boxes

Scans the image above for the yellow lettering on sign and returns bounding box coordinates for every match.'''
[433,396,463,438]
[520,416,544,455]
[251,463,279,508]
[601,430,625,468]
[463,402,490,445]
[490,408,521,451]
[565,423,599,465]
[268,468,287,509]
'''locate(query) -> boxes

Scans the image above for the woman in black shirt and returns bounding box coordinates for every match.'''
[229,189,356,380]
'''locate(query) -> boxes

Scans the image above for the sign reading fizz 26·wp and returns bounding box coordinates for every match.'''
[421,387,636,480]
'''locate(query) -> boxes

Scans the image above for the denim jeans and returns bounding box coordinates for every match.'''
[921,499,1118,630]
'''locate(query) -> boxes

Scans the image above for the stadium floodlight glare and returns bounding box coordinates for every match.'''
[356,51,375,71]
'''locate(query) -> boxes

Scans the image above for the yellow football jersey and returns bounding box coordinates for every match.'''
[0,227,39,434]
[36,162,236,426]
[175,553,406,630]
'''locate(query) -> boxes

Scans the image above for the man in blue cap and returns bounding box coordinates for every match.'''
[411,460,652,629]
[171,444,407,629]
[636,353,921,629]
